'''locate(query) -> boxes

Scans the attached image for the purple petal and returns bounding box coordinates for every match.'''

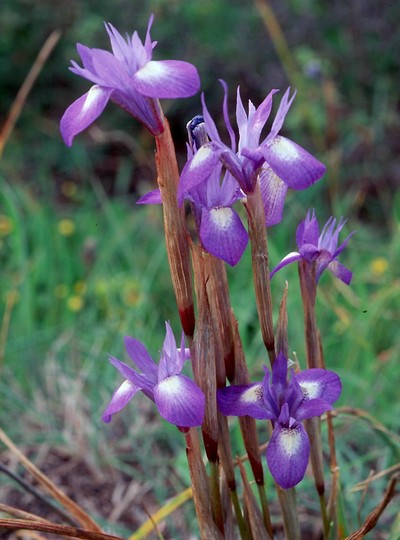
[217,383,274,420]
[327,259,353,284]
[200,206,248,266]
[271,352,289,389]
[109,356,155,394]
[267,88,296,141]
[124,337,158,380]
[295,398,332,421]
[102,379,139,423]
[296,368,342,405]
[249,89,278,147]
[158,322,182,380]
[270,252,301,279]
[60,86,113,146]
[266,416,310,489]
[178,143,223,205]
[262,136,326,189]
[258,166,288,226]
[133,60,200,98]
[154,374,205,427]
[136,188,162,204]
[296,210,319,247]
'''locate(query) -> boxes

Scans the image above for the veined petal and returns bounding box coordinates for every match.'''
[136,188,162,205]
[295,368,342,405]
[178,143,223,205]
[102,379,139,423]
[266,416,310,489]
[60,86,112,146]
[133,60,200,98]
[262,136,326,189]
[124,337,158,380]
[295,398,332,421]
[258,166,288,226]
[327,259,353,284]
[154,374,205,427]
[217,383,274,420]
[270,252,301,278]
[200,206,248,266]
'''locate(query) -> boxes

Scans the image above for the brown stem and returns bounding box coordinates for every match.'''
[155,119,195,337]
[243,184,275,364]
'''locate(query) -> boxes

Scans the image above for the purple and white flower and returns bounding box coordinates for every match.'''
[60,15,200,145]
[178,83,326,226]
[102,322,205,429]
[217,352,341,488]
[271,209,355,284]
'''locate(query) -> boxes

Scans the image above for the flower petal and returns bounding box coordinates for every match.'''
[327,259,353,284]
[266,419,310,489]
[102,379,139,423]
[133,60,200,98]
[154,374,205,427]
[200,206,248,266]
[270,252,301,279]
[60,85,113,146]
[217,383,274,420]
[136,188,162,205]
[124,337,158,380]
[295,368,342,405]
[178,143,223,205]
[262,136,326,189]
[259,166,288,226]
[108,356,155,394]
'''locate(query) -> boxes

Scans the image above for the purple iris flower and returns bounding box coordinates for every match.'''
[102,322,205,429]
[60,15,200,146]
[178,83,326,226]
[217,352,341,489]
[270,210,354,284]
[186,162,248,266]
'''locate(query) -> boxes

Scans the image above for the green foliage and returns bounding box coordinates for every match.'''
[1,0,399,536]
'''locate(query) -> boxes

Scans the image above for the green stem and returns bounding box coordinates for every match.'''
[209,460,224,535]
[257,483,274,538]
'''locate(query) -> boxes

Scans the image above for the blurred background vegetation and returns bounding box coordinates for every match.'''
[1,0,399,538]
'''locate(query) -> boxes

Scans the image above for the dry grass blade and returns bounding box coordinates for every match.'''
[0,30,61,157]
[332,407,400,446]
[0,428,102,532]
[345,473,399,540]
[0,518,123,540]
[352,463,400,492]
[0,502,52,522]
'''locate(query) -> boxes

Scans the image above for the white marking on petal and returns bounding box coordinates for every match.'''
[135,60,168,82]
[81,85,104,114]
[299,381,320,399]
[209,207,233,231]
[158,375,182,396]
[240,385,263,405]
[278,426,302,457]
[190,145,214,170]
[272,136,300,162]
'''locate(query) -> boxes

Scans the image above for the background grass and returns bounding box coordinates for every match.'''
[1,0,399,538]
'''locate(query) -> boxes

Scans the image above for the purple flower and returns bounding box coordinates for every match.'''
[178,83,326,226]
[102,322,205,429]
[186,163,248,266]
[217,352,341,489]
[60,15,200,146]
[271,210,355,284]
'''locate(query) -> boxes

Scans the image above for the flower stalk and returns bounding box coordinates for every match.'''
[243,182,275,364]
